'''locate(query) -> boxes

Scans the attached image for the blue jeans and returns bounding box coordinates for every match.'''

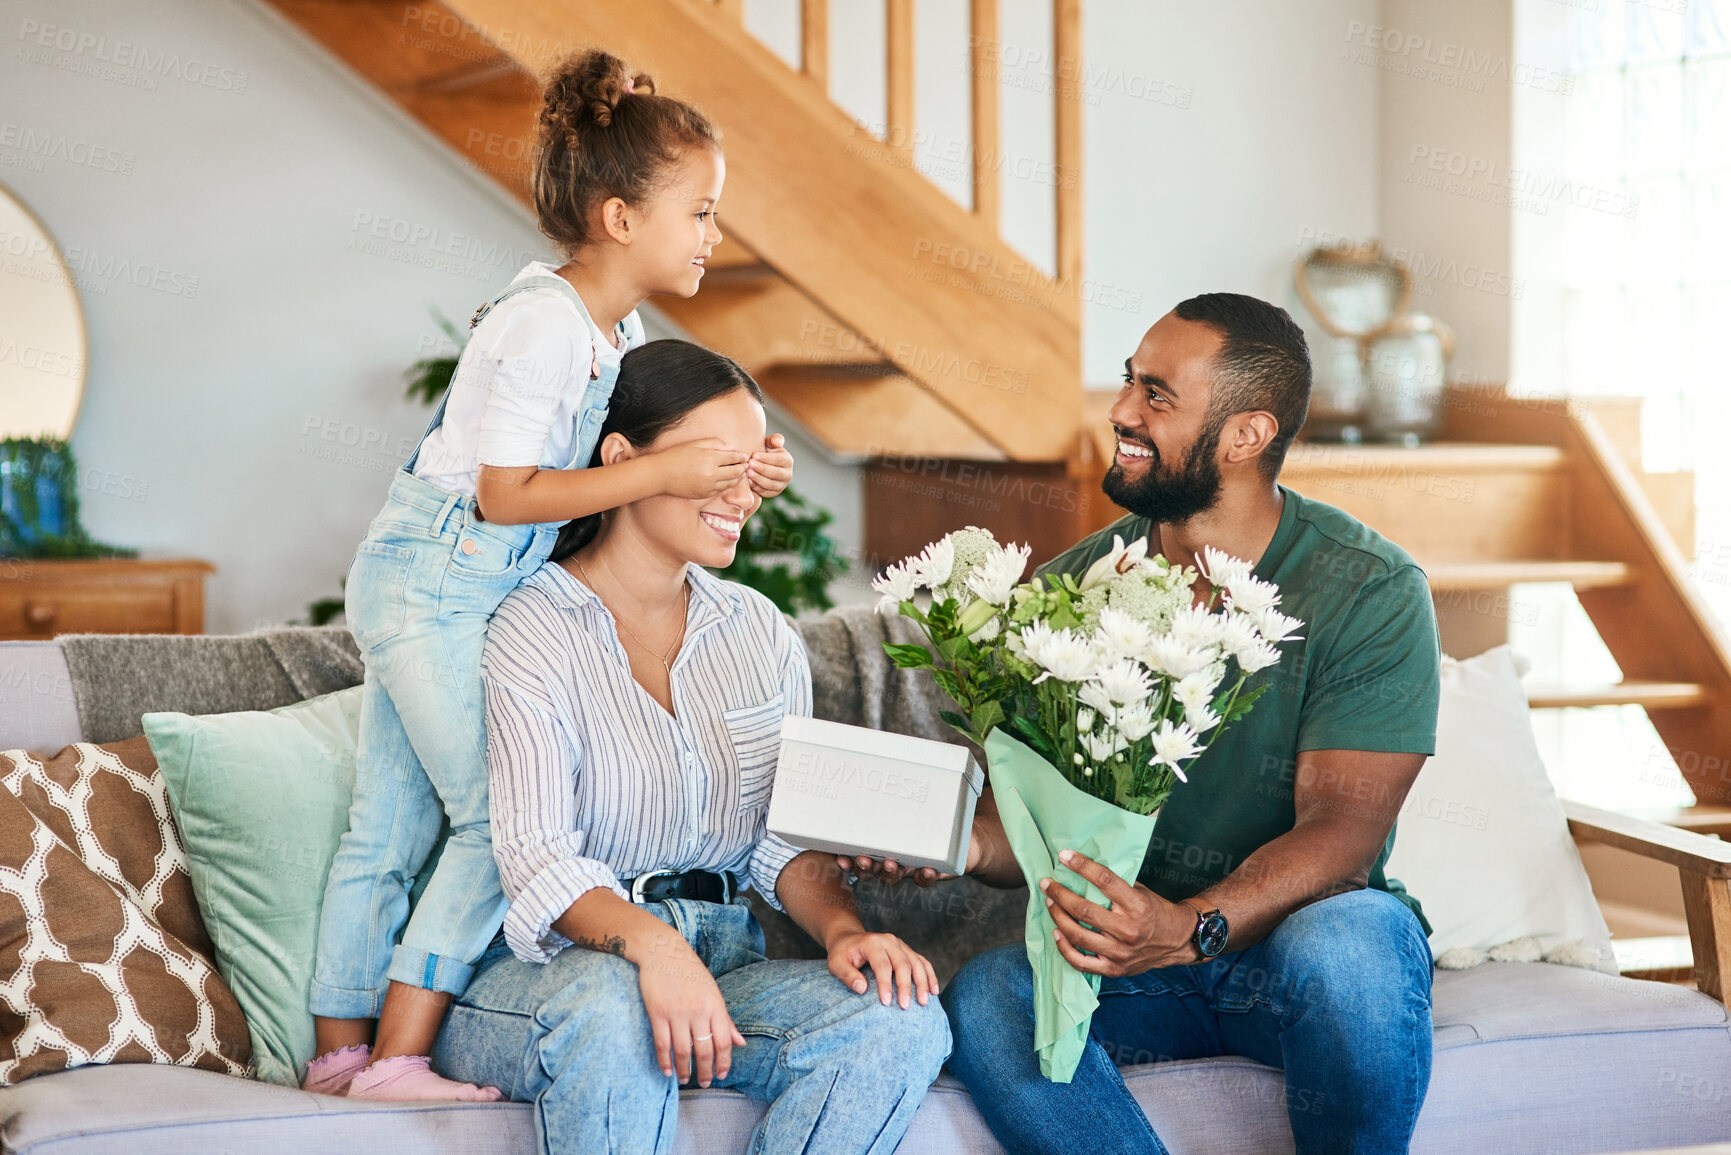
[310,470,556,1018]
[432,899,951,1155]
[943,888,1434,1155]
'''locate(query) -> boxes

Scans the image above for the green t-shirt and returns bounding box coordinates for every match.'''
[1036,486,1439,932]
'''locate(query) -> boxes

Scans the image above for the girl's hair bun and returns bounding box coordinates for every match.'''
[533,48,720,253]
[547,49,655,129]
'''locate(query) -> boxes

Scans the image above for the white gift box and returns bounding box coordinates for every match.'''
[767,716,983,875]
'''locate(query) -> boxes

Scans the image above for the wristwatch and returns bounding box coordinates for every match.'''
[1185,897,1229,959]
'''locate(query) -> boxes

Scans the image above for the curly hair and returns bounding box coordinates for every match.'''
[533,49,721,253]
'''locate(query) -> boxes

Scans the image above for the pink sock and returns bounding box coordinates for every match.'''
[346,1054,505,1103]
[301,1044,371,1096]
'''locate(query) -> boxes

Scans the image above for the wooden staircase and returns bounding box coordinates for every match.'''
[260,0,1084,462]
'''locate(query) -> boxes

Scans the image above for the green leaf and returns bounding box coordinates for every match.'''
[931,668,964,701]
[883,642,934,668]
[937,635,972,663]
[970,700,1006,735]
[939,709,969,731]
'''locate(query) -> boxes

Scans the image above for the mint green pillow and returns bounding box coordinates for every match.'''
[143,687,363,1087]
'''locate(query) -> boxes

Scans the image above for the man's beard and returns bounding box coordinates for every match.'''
[1101,420,1224,525]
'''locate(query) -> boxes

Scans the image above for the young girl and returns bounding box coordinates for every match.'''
[305,49,793,1101]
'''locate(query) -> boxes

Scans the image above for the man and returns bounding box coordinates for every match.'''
[850,293,1440,1154]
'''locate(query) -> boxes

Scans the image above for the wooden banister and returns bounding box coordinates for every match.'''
[970,0,1000,230]
[801,0,827,92]
[1053,0,1082,285]
[714,0,741,21]
[886,0,914,157]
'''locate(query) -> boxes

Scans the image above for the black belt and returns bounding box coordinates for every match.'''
[622,868,735,905]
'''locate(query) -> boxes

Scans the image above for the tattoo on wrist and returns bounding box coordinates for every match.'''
[573,934,626,958]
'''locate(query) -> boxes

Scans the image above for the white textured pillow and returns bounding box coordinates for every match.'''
[1384,645,1615,972]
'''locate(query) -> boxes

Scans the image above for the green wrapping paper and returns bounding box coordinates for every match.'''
[985,730,1160,1083]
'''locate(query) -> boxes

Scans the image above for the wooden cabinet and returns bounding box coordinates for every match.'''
[0,559,213,639]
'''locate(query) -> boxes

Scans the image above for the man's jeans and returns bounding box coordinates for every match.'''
[943,888,1434,1155]
[432,898,951,1155]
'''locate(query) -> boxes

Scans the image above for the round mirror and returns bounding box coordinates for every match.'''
[0,182,87,439]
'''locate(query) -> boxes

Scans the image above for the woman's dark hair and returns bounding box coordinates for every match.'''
[550,340,765,562]
[534,49,721,254]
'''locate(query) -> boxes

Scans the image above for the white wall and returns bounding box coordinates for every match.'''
[0,0,858,632]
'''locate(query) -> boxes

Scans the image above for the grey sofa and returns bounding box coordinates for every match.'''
[3,627,1731,1155]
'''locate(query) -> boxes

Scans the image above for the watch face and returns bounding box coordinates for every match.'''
[1197,913,1229,958]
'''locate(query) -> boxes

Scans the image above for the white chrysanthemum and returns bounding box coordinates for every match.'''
[1185,703,1221,733]
[1080,534,1149,590]
[1218,613,1265,667]
[1094,658,1151,706]
[1252,605,1305,645]
[1198,546,1254,590]
[1237,639,1282,674]
[1224,572,1280,617]
[1082,732,1121,762]
[1021,622,1097,683]
[1174,671,1218,719]
[1077,706,1097,732]
[871,560,918,613]
[1094,606,1153,663]
[1145,635,1219,679]
[1168,603,1226,651]
[911,536,956,590]
[1079,680,1117,716]
[1111,700,1156,742]
[1150,719,1203,777]
[967,542,1031,606]
[969,615,1002,643]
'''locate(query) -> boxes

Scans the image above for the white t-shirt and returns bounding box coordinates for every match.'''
[412,262,647,498]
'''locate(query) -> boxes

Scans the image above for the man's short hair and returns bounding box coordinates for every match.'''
[1173,293,1312,480]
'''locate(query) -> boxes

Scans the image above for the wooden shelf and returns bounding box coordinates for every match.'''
[1423,560,1633,591]
[1527,681,1711,710]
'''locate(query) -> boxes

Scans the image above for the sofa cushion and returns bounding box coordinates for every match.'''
[4,965,1729,1154]
[1430,960,1727,1047]
[142,689,364,1088]
[0,644,80,755]
[0,741,251,1086]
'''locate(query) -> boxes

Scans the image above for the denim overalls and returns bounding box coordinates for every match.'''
[311,274,631,1018]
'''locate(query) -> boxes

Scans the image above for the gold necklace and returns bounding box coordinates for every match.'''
[575,557,690,675]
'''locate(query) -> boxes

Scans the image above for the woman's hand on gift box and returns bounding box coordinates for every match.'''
[825,929,941,1009]
[1040,849,1199,976]
[834,854,959,888]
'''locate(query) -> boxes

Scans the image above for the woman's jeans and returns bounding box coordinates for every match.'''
[310,471,555,1017]
[943,888,1434,1155]
[433,899,952,1155]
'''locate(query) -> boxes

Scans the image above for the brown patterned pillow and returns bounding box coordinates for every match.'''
[0,739,252,1084]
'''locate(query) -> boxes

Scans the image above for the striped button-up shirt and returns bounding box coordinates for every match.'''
[482,560,809,963]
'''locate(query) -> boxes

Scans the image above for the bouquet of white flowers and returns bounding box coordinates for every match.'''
[874,526,1302,1081]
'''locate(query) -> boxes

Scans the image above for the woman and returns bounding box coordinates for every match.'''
[433,339,950,1153]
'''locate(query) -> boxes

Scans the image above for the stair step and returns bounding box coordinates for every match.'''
[1282,441,1570,474]
[755,366,1004,460]
[1614,934,1696,982]
[1423,560,1633,591]
[1525,681,1711,710]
